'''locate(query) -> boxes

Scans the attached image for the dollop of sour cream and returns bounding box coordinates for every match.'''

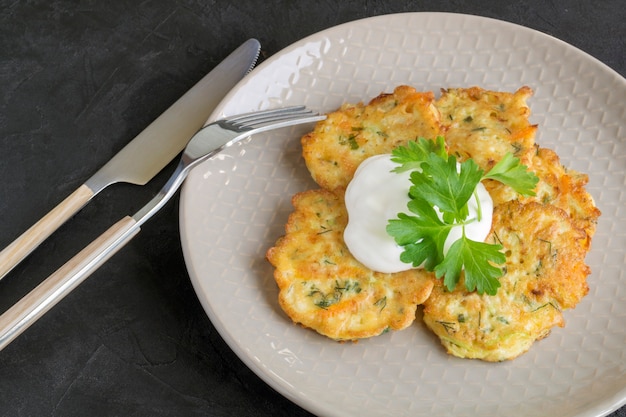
[343,154,493,273]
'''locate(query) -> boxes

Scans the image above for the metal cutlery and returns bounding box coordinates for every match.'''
[0,38,261,280]
[0,106,326,350]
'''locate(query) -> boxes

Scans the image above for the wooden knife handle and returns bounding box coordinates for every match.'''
[0,215,139,351]
[0,184,94,280]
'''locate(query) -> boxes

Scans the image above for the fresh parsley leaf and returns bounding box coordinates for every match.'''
[409,154,483,223]
[433,238,464,291]
[398,240,439,270]
[390,136,445,173]
[387,198,452,269]
[483,153,539,196]
[434,237,505,296]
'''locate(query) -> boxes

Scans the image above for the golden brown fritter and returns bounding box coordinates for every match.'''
[529,147,600,238]
[301,85,442,192]
[435,86,537,171]
[485,148,600,242]
[422,200,591,361]
[436,87,599,238]
[267,189,435,341]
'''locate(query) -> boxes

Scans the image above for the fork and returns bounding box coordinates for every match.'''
[0,106,326,350]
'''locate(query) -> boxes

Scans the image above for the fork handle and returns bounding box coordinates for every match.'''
[0,215,139,351]
[0,184,95,280]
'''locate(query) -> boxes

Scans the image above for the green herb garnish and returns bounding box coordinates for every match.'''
[386,137,538,295]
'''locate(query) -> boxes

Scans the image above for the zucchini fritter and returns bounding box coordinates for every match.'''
[422,200,591,361]
[528,147,600,238]
[436,86,537,171]
[437,86,599,242]
[485,147,599,240]
[301,85,442,192]
[267,189,435,341]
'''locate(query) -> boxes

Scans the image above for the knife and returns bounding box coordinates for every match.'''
[0,38,261,281]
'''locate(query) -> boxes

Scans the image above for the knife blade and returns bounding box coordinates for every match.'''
[0,38,260,280]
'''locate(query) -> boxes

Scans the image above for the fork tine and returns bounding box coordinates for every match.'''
[243,111,325,133]
[227,106,306,125]
[230,107,322,130]
[242,111,320,129]
[215,107,324,135]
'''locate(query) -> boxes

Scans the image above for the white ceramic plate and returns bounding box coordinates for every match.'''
[180,13,626,417]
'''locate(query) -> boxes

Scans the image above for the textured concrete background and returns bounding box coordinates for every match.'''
[0,1,624,416]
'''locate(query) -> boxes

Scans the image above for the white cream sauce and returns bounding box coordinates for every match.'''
[343,154,493,273]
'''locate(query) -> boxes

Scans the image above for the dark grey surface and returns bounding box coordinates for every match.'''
[0,1,624,416]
